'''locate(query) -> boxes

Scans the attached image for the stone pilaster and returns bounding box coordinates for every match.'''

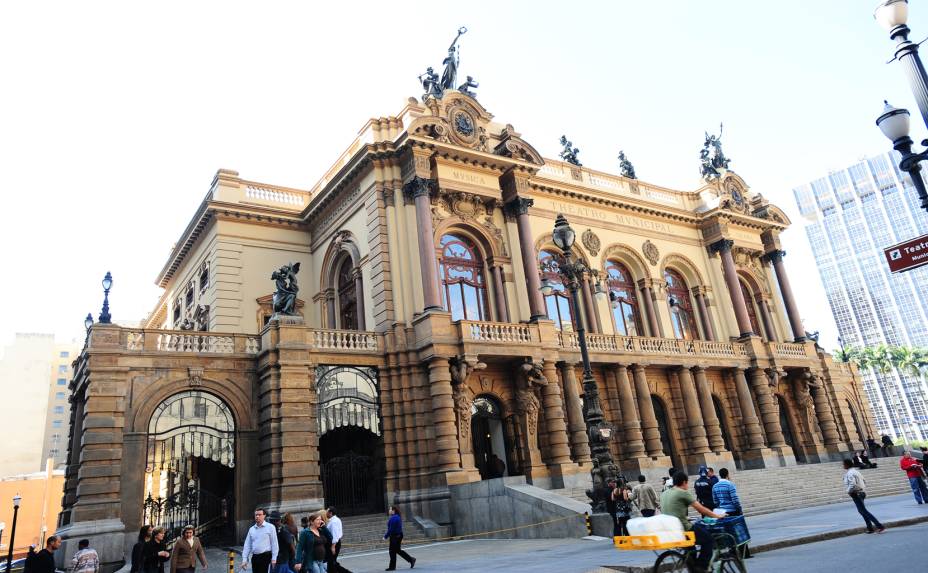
[692,367,726,453]
[749,367,797,466]
[631,365,664,457]
[428,356,464,475]
[809,372,843,456]
[615,365,645,459]
[732,368,781,468]
[540,360,577,483]
[709,239,754,338]
[506,197,547,321]
[677,366,710,454]
[404,176,442,311]
[765,249,806,342]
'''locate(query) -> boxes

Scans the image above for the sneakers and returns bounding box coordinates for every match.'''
[410,557,417,569]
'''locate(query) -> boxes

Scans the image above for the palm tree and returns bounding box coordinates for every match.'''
[833,345,859,364]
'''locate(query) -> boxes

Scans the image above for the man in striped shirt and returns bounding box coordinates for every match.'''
[711,468,742,515]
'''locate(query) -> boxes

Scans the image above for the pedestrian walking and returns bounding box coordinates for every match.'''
[630,475,659,517]
[70,539,100,573]
[693,466,715,510]
[881,434,895,456]
[899,451,928,504]
[143,529,170,573]
[33,536,60,573]
[383,506,416,571]
[170,525,207,573]
[325,508,352,573]
[604,478,619,536]
[843,458,885,534]
[295,513,328,573]
[268,511,294,573]
[130,526,153,573]
[612,477,633,537]
[242,508,279,573]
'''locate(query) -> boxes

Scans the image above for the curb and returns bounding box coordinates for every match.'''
[596,515,928,572]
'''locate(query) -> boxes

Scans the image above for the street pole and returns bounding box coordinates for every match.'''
[547,214,618,512]
[5,496,20,573]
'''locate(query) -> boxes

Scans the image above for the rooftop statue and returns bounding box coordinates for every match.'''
[559,135,582,166]
[700,123,732,181]
[457,75,479,98]
[271,262,301,316]
[419,67,442,100]
[440,26,467,91]
[618,150,636,179]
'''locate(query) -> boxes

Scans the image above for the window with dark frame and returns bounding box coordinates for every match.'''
[665,269,699,340]
[606,261,642,336]
[439,233,490,321]
[539,250,575,331]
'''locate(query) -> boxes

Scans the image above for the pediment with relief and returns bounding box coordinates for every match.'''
[409,91,492,152]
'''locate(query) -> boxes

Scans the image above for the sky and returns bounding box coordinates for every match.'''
[0,0,925,351]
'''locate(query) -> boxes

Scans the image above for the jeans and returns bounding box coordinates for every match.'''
[908,476,928,503]
[850,492,883,531]
[308,563,326,573]
[691,522,714,569]
[274,564,295,573]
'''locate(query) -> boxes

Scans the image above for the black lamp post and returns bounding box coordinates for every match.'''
[874,1,928,213]
[4,495,21,573]
[98,272,113,324]
[540,214,618,511]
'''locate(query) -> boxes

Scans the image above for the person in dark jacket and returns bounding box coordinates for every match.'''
[693,466,715,510]
[131,526,153,573]
[32,537,60,573]
[143,528,171,573]
[383,506,416,571]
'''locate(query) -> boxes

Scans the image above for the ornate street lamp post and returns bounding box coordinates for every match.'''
[874,1,928,213]
[540,214,618,511]
[4,495,21,573]
[98,272,113,324]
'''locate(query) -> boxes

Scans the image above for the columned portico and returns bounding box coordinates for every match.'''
[766,249,807,342]
[710,239,754,338]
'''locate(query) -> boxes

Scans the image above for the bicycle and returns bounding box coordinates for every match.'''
[651,530,746,573]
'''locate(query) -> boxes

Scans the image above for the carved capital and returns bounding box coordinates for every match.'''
[708,238,734,255]
[451,355,486,386]
[504,197,534,219]
[764,249,786,264]
[402,176,434,205]
[382,185,395,207]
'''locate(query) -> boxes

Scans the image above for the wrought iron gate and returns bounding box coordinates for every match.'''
[320,452,383,515]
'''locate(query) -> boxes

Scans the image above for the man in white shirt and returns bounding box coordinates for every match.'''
[326,506,345,570]
[241,508,279,573]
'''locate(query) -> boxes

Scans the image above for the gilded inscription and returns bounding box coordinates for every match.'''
[549,200,674,234]
[451,169,488,185]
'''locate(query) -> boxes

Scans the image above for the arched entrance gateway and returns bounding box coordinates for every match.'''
[316,366,385,516]
[143,391,236,544]
[471,395,512,479]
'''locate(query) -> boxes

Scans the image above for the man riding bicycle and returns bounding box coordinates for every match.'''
[660,471,725,573]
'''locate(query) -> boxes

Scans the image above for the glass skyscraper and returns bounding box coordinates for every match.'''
[794,152,928,442]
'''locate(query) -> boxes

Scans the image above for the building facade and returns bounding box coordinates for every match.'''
[0,334,75,476]
[0,462,65,558]
[793,151,928,441]
[58,91,872,569]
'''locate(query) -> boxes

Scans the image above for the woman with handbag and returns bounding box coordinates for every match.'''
[843,458,885,534]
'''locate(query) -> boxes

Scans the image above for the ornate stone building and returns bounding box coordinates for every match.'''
[56,90,873,568]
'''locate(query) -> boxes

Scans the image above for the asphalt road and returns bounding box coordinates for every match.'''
[745,521,928,572]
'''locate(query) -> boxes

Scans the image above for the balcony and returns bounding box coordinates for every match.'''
[557,332,749,364]
[115,328,261,355]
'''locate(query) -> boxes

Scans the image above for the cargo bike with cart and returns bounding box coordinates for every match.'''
[615,514,750,572]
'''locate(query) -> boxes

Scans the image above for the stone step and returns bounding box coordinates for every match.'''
[335,513,428,554]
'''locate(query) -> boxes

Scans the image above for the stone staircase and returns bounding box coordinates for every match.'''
[549,456,913,517]
[336,512,430,554]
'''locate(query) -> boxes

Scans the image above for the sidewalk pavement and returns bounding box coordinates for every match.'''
[206,493,928,573]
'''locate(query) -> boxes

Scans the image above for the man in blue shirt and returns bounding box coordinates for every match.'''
[711,468,742,515]
[242,508,279,573]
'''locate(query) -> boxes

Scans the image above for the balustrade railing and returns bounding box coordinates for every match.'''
[117,329,261,354]
[557,333,751,359]
[309,328,380,351]
[772,342,808,358]
[460,321,536,344]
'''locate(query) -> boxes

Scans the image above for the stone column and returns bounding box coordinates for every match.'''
[559,362,592,464]
[506,197,547,320]
[540,360,575,469]
[325,289,336,328]
[677,366,711,454]
[603,367,625,459]
[638,281,661,337]
[749,367,786,447]
[710,239,754,337]
[692,287,717,341]
[692,367,726,452]
[766,250,806,342]
[353,267,366,330]
[810,374,841,447]
[428,356,463,472]
[581,276,602,334]
[615,365,646,458]
[492,265,510,322]
[632,364,664,456]
[733,368,767,450]
[404,176,442,310]
[757,297,777,341]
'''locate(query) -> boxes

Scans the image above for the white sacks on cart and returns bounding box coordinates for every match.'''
[626,515,686,544]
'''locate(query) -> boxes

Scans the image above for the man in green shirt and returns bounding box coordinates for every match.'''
[660,471,723,572]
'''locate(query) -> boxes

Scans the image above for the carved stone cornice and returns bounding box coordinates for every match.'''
[707,238,734,255]
[763,249,786,264]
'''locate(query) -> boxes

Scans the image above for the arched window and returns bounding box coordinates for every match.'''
[739,279,763,339]
[439,233,489,321]
[605,261,642,336]
[539,250,575,331]
[336,257,359,330]
[664,269,699,340]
